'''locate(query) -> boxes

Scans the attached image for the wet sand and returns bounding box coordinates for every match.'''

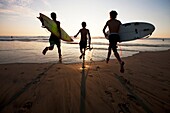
[0,50,170,113]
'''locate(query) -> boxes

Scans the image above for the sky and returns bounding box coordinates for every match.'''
[0,0,170,38]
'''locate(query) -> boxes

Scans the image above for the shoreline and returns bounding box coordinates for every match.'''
[0,49,169,65]
[1,38,170,64]
[0,50,170,113]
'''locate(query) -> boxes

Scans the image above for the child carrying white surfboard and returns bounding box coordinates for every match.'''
[103,10,125,73]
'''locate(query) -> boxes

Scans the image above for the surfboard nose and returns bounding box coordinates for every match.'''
[70,38,74,42]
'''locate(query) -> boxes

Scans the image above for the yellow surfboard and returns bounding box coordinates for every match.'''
[37,13,73,42]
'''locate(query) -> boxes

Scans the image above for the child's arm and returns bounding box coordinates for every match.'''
[74,30,80,38]
[57,21,61,39]
[103,22,108,37]
[58,25,61,39]
[88,30,91,48]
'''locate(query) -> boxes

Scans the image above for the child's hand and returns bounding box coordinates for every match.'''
[74,35,77,38]
[104,33,108,37]
[41,25,46,28]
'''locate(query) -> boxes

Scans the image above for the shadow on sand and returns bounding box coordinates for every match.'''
[80,55,86,113]
[80,47,93,113]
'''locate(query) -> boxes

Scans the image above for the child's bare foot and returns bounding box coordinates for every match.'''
[79,53,85,59]
[120,61,125,73]
[59,57,62,63]
[42,47,48,55]
[106,58,109,63]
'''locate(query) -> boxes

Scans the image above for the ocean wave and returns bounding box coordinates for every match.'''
[0,36,170,48]
[118,43,170,47]
[0,36,48,42]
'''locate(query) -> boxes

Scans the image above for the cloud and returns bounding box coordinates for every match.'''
[0,0,33,7]
[0,0,37,17]
[41,0,51,7]
[0,0,55,17]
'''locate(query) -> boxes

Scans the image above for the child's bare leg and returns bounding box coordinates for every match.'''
[42,45,54,55]
[106,46,112,63]
[83,48,85,55]
[42,47,48,55]
[57,44,62,59]
[114,49,124,73]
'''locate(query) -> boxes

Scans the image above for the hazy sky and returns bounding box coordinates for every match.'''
[0,0,170,38]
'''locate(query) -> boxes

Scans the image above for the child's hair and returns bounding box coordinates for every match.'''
[51,12,56,20]
[110,10,118,19]
[82,22,86,28]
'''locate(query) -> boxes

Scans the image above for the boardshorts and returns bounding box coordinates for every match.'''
[79,41,87,49]
[49,34,61,47]
[109,34,120,51]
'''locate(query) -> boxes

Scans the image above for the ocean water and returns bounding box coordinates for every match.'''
[0,36,170,64]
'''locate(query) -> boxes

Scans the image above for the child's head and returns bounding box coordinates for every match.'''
[51,12,56,20]
[110,10,118,19]
[82,22,86,28]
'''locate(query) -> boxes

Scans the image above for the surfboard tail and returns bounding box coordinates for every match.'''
[37,15,46,28]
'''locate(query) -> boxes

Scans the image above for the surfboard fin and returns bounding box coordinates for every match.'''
[143,35,150,39]
[41,26,46,28]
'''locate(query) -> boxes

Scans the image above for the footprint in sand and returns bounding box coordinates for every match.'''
[104,87,116,103]
[23,101,32,109]
[88,74,93,77]
[15,101,33,113]
[104,90,115,104]
[126,69,133,75]
[118,103,131,113]
[56,67,61,72]
[127,94,140,106]
[162,88,168,91]
[20,72,25,74]
[96,66,100,71]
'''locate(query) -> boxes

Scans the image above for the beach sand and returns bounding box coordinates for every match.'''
[0,50,170,113]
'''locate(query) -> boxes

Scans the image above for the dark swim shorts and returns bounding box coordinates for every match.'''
[109,34,120,51]
[79,41,87,49]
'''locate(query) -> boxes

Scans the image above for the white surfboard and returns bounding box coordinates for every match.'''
[106,22,155,42]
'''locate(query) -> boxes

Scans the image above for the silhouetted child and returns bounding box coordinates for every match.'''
[74,22,91,59]
[42,12,62,62]
[103,10,125,73]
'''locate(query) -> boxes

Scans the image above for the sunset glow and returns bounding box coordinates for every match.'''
[0,0,170,38]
